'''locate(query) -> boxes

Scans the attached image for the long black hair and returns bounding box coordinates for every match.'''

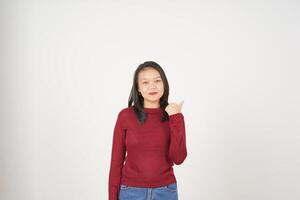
[128,61,170,124]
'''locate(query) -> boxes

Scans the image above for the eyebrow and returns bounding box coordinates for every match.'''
[140,76,162,81]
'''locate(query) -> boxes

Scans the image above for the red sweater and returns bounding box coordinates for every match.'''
[108,106,187,200]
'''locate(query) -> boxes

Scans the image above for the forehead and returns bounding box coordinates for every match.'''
[138,67,161,80]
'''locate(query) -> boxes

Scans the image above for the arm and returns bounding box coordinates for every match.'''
[108,112,126,200]
[168,113,187,165]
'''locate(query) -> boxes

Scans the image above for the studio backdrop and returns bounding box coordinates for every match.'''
[1,1,299,200]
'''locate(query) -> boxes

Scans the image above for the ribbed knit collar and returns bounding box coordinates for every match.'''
[143,107,163,114]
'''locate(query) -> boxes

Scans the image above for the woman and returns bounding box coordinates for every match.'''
[108,61,187,200]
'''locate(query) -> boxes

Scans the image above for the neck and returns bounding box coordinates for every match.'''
[144,101,160,108]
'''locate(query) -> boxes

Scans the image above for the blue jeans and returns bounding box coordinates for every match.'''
[118,183,178,200]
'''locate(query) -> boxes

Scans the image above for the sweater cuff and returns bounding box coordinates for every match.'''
[109,193,118,200]
[169,112,184,120]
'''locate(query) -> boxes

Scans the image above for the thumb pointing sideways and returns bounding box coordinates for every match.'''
[179,100,184,108]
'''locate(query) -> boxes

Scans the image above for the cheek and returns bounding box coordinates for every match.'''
[158,83,164,91]
[140,86,147,93]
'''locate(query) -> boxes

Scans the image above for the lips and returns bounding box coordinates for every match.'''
[148,92,158,95]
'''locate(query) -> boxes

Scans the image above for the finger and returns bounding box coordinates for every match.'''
[168,103,176,107]
[179,100,184,107]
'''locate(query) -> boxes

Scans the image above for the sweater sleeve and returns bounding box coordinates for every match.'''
[168,112,187,165]
[108,112,126,200]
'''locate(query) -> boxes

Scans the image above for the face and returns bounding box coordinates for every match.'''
[137,67,164,107]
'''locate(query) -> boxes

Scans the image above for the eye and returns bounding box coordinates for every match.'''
[142,82,148,85]
[155,79,161,82]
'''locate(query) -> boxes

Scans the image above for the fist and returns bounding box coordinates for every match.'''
[165,100,184,116]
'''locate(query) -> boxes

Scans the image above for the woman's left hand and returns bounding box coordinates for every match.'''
[165,100,184,116]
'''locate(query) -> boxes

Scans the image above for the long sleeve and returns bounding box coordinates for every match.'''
[168,112,187,165]
[108,112,126,200]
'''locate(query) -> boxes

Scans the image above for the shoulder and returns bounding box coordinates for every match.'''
[117,106,134,118]
[115,106,135,128]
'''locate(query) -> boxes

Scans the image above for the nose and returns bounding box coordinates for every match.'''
[149,82,157,89]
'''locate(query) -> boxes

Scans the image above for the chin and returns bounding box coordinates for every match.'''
[146,97,160,102]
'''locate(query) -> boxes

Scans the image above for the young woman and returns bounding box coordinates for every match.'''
[108,61,187,200]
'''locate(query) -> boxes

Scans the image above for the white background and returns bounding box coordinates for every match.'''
[1,0,300,200]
